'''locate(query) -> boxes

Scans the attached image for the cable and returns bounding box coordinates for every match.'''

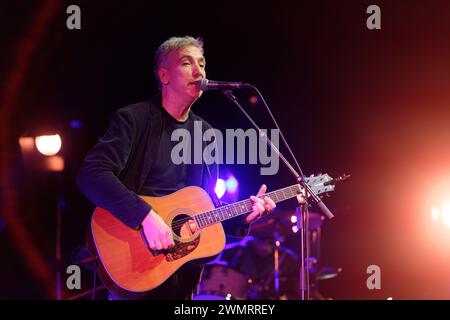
[250,85,306,180]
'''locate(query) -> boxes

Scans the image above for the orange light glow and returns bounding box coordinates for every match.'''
[430,203,450,229]
[442,203,450,228]
[45,155,64,172]
[18,136,35,153]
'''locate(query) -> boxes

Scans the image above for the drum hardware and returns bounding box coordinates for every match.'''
[194,263,249,300]
[195,208,341,300]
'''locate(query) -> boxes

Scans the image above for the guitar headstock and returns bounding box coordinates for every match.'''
[304,173,335,196]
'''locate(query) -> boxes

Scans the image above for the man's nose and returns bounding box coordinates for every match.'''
[192,64,204,78]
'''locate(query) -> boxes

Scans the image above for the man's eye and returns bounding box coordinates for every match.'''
[182,62,190,65]
[199,64,205,68]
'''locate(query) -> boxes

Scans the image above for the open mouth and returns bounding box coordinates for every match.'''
[188,82,201,90]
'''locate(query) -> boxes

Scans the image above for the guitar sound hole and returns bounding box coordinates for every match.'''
[171,214,197,240]
[166,214,200,262]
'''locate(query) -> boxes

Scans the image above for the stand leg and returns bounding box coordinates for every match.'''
[274,239,280,299]
[296,206,305,300]
[56,201,62,300]
[296,202,310,300]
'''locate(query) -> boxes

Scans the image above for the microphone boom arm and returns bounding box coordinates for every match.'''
[222,90,334,219]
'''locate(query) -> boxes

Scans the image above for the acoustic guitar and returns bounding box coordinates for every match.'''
[89,173,336,298]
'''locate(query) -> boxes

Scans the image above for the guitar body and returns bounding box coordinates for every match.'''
[89,186,226,298]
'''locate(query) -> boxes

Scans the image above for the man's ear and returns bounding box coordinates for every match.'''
[158,67,169,86]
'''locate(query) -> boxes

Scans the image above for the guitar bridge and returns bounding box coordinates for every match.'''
[165,237,200,261]
[138,223,201,260]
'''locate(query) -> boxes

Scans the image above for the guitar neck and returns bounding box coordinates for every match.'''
[194,184,302,229]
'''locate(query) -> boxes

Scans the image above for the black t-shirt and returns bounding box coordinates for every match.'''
[138,107,203,300]
[142,106,195,197]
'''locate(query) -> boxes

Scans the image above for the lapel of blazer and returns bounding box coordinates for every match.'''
[137,96,163,193]
[185,113,205,188]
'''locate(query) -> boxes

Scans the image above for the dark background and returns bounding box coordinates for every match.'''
[1,0,449,299]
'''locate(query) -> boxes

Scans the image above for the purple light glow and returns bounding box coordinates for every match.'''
[226,176,238,194]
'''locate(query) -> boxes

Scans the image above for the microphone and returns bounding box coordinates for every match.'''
[197,78,251,91]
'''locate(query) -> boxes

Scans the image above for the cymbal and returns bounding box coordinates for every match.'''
[312,267,343,281]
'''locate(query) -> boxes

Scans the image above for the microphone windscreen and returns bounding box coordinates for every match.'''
[198,78,209,91]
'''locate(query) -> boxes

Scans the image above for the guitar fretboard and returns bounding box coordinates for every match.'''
[193,184,302,229]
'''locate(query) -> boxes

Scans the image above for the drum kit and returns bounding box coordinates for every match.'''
[194,208,341,300]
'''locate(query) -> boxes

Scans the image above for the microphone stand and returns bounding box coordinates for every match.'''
[222,90,334,300]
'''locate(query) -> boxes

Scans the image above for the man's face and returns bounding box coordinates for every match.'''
[158,45,206,101]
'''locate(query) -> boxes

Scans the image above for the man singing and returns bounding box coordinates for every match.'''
[77,36,277,299]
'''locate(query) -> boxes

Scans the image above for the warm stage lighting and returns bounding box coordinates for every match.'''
[431,206,440,222]
[430,203,450,228]
[45,155,65,172]
[442,203,450,228]
[18,136,35,152]
[35,134,62,156]
[19,133,64,172]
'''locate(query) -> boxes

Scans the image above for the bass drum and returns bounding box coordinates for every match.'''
[193,263,250,300]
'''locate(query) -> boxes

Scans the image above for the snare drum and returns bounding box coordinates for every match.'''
[194,264,249,300]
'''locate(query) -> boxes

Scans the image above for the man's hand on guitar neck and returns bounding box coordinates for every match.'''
[246,184,277,224]
[142,210,175,250]
[246,184,306,224]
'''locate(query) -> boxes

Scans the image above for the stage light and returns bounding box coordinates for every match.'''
[45,155,65,172]
[292,225,299,233]
[430,203,450,228]
[226,175,238,193]
[19,134,64,172]
[291,215,298,224]
[215,179,226,199]
[248,95,258,105]
[431,206,440,222]
[442,203,450,228]
[35,134,62,156]
[70,119,82,129]
[18,136,35,153]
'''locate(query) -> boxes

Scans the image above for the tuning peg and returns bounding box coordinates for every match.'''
[338,173,351,181]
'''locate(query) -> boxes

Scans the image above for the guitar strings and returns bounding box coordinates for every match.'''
[168,205,248,229]
[167,199,254,229]
[163,187,300,229]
